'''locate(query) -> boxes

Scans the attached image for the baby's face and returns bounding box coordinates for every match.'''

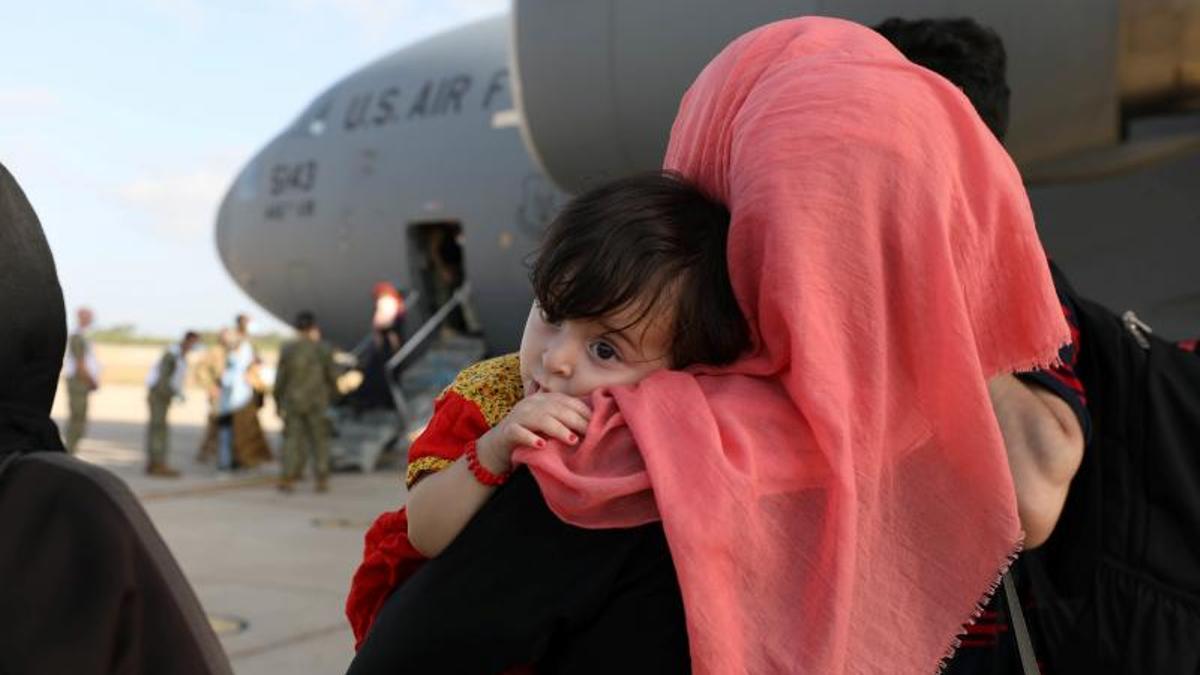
[518,302,673,400]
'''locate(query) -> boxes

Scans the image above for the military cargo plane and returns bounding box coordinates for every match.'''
[216,0,1200,355]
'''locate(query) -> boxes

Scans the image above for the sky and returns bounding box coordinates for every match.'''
[1,0,508,336]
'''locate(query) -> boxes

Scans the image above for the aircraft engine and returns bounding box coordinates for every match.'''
[512,0,1199,194]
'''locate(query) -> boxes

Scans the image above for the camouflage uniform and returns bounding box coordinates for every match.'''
[274,337,338,489]
[146,348,181,469]
[64,332,94,453]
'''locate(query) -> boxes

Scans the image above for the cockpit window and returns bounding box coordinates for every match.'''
[293,98,334,138]
[307,99,333,136]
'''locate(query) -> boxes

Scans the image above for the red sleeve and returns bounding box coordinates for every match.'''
[348,355,522,649]
[345,508,426,649]
[346,391,492,649]
[405,389,491,489]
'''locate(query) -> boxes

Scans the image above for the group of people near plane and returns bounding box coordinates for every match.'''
[62,276,408,489]
[59,308,274,479]
[2,14,1196,675]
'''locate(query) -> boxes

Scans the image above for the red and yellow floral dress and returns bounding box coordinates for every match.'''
[345,354,525,648]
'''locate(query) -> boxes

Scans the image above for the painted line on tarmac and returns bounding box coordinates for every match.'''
[138,476,277,501]
[226,622,349,661]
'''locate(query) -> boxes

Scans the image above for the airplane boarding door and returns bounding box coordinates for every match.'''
[406,222,469,332]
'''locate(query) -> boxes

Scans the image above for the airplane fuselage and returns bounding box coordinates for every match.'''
[218,5,1200,351]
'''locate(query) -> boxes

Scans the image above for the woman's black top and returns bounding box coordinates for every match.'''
[347,469,690,675]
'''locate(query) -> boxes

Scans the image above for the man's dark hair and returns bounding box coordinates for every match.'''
[531,171,750,369]
[874,17,1011,142]
[182,330,199,342]
[294,311,316,332]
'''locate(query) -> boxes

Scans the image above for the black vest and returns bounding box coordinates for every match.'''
[1024,263,1200,673]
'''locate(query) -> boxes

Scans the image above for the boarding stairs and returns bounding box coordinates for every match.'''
[330,284,484,471]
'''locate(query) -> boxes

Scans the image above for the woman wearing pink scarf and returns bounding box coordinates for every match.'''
[350,17,1068,674]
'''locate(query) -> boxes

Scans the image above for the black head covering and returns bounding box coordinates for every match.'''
[0,161,67,454]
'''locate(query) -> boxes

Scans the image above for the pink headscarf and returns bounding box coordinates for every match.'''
[515,17,1068,674]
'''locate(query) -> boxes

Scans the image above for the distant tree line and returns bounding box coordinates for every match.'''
[90,324,285,350]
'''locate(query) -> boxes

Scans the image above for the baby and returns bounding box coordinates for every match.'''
[346,171,750,649]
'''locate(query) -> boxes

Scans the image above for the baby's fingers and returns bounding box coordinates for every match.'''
[549,405,590,435]
[536,392,591,420]
[507,424,546,450]
[560,394,593,421]
[540,395,591,432]
[526,415,579,445]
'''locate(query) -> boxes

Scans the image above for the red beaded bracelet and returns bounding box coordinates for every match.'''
[465,439,511,486]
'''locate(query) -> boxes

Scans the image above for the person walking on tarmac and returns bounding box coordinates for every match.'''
[145,331,200,477]
[274,311,338,494]
[63,306,100,453]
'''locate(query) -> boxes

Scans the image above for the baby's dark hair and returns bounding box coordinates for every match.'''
[531,171,750,369]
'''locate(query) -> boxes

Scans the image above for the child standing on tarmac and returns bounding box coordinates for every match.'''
[345,171,751,649]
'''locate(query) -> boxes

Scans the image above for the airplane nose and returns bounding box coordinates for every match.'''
[214,197,234,271]
[214,159,261,282]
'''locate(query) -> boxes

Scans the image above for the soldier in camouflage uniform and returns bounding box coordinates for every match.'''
[63,307,99,453]
[145,331,199,477]
[274,311,338,493]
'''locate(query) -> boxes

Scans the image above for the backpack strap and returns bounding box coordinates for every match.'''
[1003,570,1041,675]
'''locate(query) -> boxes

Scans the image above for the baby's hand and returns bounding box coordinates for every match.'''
[475,393,591,473]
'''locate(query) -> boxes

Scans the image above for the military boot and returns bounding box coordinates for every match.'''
[146,463,180,478]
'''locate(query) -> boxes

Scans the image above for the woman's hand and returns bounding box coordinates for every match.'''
[476,393,591,474]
